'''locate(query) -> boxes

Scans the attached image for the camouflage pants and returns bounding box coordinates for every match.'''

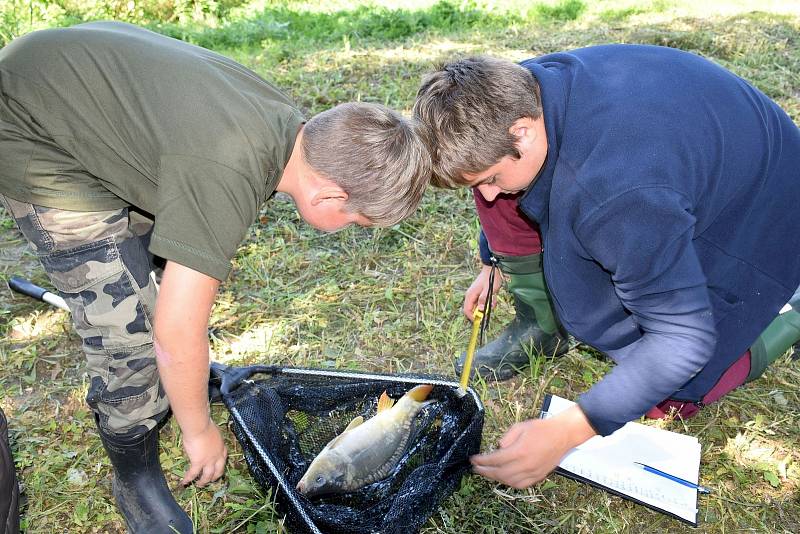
[1,195,169,437]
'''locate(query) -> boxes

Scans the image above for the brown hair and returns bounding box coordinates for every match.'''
[413,56,542,188]
[301,102,431,226]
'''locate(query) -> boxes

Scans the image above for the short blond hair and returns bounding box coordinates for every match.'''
[301,102,431,226]
[413,56,542,188]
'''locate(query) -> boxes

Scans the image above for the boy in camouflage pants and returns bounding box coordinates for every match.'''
[0,22,429,533]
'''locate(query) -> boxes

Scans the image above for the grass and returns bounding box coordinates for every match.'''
[1,0,799,532]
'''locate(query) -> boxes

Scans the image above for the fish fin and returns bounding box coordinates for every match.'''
[343,416,364,432]
[377,391,395,412]
[406,384,433,402]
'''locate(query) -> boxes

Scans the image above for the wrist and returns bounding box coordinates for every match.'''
[178,409,213,439]
[554,405,597,450]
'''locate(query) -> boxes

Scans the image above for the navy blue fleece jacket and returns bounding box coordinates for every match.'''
[499,45,800,436]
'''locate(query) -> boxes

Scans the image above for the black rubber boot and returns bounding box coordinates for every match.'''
[97,421,193,534]
[1,407,20,534]
[457,253,569,380]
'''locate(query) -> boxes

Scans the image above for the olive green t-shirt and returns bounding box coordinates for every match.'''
[0,21,304,280]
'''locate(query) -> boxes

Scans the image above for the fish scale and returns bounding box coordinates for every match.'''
[353,420,414,487]
[296,384,434,497]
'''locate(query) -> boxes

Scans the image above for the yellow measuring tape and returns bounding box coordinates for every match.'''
[459,308,484,390]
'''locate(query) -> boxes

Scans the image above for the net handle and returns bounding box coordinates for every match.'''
[210,362,281,396]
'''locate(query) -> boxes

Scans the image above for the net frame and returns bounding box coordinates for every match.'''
[210,363,484,534]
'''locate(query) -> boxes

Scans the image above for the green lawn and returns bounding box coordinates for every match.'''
[1,1,799,532]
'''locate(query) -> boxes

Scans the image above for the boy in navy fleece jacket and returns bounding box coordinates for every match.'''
[414,47,800,488]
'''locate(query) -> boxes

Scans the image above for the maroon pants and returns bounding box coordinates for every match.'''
[645,351,751,419]
[472,187,750,420]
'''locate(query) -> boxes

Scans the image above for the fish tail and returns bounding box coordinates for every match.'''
[406,384,433,402]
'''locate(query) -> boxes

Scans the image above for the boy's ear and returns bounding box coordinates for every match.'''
[509,117,535,140]
[509,117,538,153]
[310,184,349,206]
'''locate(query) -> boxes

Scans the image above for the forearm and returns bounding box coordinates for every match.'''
[579,289,717,435]
[155,332,212,438]
[153,260,220,438]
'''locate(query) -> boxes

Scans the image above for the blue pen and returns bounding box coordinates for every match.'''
[634,462,712,494]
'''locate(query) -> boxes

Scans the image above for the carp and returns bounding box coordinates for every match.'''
[296,384,435,497]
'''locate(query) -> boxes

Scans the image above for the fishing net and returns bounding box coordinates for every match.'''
[209,362,484,534]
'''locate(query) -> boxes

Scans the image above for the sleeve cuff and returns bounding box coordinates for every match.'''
[149,233,232,282]
[577,395,626,437]
[478,229,492,265]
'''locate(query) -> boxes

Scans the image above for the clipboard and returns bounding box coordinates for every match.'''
[542,394,702,526]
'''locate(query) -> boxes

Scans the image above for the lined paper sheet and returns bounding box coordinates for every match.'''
[544,395,701,524]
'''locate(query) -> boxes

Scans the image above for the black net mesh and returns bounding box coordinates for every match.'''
[211,363,484,534]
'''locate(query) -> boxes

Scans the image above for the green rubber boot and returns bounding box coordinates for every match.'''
[747,307,800,382]
[456,253,569,380]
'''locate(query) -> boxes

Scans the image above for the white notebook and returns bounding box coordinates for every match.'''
[542,394,702,525]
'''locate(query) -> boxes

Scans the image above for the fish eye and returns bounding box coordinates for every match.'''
[315,475,325,485]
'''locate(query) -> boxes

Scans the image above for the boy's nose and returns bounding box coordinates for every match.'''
[476,183,501,202]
